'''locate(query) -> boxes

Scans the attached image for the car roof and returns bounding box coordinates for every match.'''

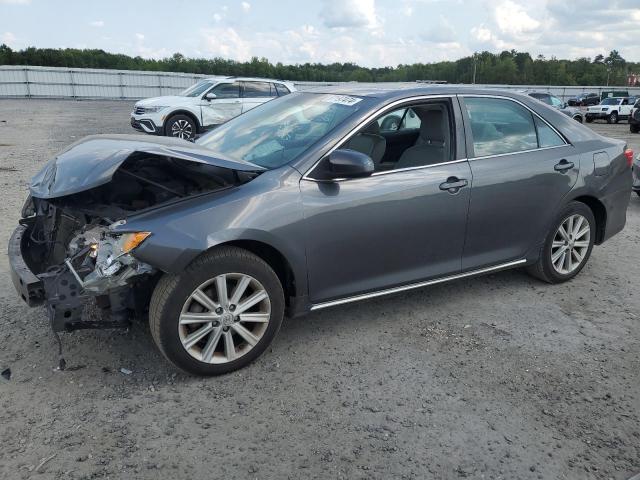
[301,83,544,102]
[203,76,294,85]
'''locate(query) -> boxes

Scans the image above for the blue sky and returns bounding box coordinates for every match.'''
[1,0,639,66]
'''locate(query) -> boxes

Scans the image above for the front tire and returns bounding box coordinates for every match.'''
[527,201,595,284]
[585,116,594,123]
[165,114,196,140]
[149,247,285,376]
[607,111,618,124]
[631,124,640,134]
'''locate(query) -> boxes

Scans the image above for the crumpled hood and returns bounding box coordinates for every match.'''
[30,134,264,199]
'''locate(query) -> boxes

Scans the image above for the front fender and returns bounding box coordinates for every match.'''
[118,167,309,295]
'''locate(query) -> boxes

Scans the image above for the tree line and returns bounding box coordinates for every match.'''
[0,44,637,86]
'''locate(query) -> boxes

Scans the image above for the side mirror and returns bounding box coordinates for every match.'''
[320,149,374,180]
[204,92,217,101]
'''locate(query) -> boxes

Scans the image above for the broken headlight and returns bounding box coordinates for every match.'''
[96,231,151,277]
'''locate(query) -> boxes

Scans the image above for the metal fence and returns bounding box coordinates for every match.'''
[1,65,640,101]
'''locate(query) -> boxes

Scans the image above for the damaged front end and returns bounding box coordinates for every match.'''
[9,134,263,332]
[12,210,155,331]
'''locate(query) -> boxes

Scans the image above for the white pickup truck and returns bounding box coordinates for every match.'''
[585,96,637,124]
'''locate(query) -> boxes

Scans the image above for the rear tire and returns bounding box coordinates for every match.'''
[527,201,595,284]
[149,247,285,376]
[631,124,640,134]
[585,116,594,123]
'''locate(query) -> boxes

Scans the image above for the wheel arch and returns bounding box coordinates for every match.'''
[163,109,202,134]
[202,239,298,307]
[572,195,607,244]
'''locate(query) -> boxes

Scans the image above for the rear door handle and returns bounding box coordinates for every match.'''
[554,159,574,172]
[439,177,468,193]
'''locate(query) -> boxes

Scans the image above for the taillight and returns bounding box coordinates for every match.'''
[624,149,634,167]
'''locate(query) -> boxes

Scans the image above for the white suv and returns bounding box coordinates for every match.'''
[585,96,636,124]
[131,77,296,140]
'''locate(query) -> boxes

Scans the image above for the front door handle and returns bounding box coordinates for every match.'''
[439,177,468,194]
[554,159,574,172]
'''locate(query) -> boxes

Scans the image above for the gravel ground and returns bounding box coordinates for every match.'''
[0,99,639,480]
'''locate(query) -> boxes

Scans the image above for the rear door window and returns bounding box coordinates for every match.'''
[243,81,275,98]
[464,97,538,157]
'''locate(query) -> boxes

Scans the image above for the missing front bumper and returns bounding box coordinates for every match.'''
[8,224,154,332]
[8,225,44,307]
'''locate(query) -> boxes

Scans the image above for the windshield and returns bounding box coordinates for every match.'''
[601,98,620,105]
[179,80,214,97]
[197,92,368,169]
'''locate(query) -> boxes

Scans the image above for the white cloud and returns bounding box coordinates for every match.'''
[1,31,16,44]
[89,20,105,27]
[213,13,222,22]
[320,0,378,29]
[421,15,457,43]
[494,1,541,38]
[135,33,145,40]
[200,27,252,61]
[241,1,250,12]
[0,0,30,4]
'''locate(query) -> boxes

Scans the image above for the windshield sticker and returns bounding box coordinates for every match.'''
[322,95,363,106]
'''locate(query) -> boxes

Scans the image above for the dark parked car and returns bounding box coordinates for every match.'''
[9,87,633,375]
[568,92,600,106]
[629,98,640,133]
[527,92,584,122]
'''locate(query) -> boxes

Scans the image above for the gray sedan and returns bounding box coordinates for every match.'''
[9,86,633,375]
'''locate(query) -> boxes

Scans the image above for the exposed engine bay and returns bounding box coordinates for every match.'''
[17,153,258,332]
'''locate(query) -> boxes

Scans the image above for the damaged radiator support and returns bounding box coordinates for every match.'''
[41,262,131,332]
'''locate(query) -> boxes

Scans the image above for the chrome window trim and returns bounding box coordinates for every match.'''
[468,144,570,161]
[310,259,527,310]
[302,94,458,181]
[459,93,570,159]
[371,158,468,177]
[305,158,470,183]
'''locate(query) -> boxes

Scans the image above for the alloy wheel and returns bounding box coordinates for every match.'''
[178,273,271,364]
[171,119,194,140]
[550,214,590,275]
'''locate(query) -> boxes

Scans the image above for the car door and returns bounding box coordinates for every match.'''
[458,95,580,270]
[300,98,472,304]
[241,81,277,113]
[200,82,242,126]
